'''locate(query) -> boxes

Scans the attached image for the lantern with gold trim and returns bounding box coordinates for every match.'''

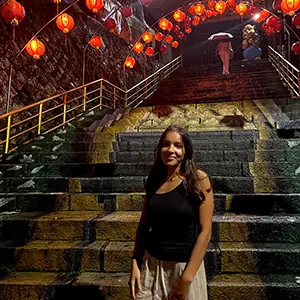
[26,39,45,60]
[188,5,195,14]
[281,0,300,16]
[56,13,74,33]
[89,35,103,49]
[145,47,155,56]
[0,0,25,41]
[208,0,216,9]
[195,4,205,15]
[142,31,153,43]
[165,35,173,43]
[154,32,164,41]
[235,3,248,17]
[173,9,186,22]
[133,42,144,54]
[125,57,136,68]
[159,18,169,30]
[215,1,227,14]
[172,41,179,48]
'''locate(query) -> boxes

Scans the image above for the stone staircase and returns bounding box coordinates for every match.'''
[0,102,300,300]
[143,60,291,106]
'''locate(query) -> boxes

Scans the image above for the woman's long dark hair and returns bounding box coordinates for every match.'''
[145,125,208,206]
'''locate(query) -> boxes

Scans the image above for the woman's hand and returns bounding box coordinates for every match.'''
[168,275,192,300]
[130,259,141,299]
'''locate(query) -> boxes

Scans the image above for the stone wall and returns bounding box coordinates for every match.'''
[0,0,158,114]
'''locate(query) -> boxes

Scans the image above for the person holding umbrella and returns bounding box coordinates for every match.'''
[208,32,233,75]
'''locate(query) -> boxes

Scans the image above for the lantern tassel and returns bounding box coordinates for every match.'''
[12,25,15,42]
[65,34,67,46]
[94,14,97,24]
[57,3,59,15]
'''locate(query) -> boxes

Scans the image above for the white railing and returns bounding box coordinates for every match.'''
[268,46,300,97]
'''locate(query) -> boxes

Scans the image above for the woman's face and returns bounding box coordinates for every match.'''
[161,131,185,167]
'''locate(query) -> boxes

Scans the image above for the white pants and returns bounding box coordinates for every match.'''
[135,251,208,300]
[219,50,230,74]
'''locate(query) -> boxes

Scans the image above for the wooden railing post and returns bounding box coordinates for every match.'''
[113,87,116,109]
[100,81,103,110]
[83,86,87,111]
[38,103,43,135]
[63,95,67,127]
[5,115,12,154]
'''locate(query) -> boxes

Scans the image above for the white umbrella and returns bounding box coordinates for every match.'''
[208,32,233,40]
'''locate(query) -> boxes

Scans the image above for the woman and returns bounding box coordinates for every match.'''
[130,125,214,300]
[216,39,233,75]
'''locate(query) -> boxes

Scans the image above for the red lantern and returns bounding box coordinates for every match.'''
[215,1,227,14]
[177,32,185,39]
[167,21,173,31]
[104,17,116,30]
[145,47,155,56]
[292,41,300,54]
[260,9,270,19]
[206,10,213,17]
[125,57,135,68]
[142,31,153,43]
[185,28,192,34]
[172,41,179,48]
[154,32,164,41]
[201,15,207,21]
[235,3,247,16]
[160,45,168,52]
[0,0,25,25]
[208,0,216,9]
[266,16,283,32]
[292,13,300,28]
[273,0,282,12]
[195,4,205,15]
[192,16,200,26]
[159,18,169,30]
[212,10,218,16]
[133,42,144,54]
[188,5,195,14]
[173,9,186,22]
[86,0,104,13]
[26,39,45,59]
[173,25,180,32]
[281,0,300,15]
[89,35,103,49]
[141,0,153,6]
[165,35,173,43]
[56,13,74,33]
[226,0,236,10]
[121,7,133,18]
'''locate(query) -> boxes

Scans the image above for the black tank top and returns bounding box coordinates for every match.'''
[145,181,199,262]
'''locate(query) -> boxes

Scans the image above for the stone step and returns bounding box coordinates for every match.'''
[0,162,252,178]
[98,212,300,243]
[4,161,299,178]
[116,139,257,151]
[110,150,256,163]
[116,130,260,142]
[2,240,299,275]
[0,272,299,300]
[1,193,300,214]
[1,211,300,243]
[219,242,300,274]
[1,176,300,193]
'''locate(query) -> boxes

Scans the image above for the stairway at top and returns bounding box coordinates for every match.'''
[143,59,291,106]
[0,103,300,300]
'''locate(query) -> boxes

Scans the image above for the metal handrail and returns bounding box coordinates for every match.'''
[268,46,300,97]
[0,55,183,155]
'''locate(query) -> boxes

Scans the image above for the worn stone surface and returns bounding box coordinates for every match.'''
[0,1,153,115]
